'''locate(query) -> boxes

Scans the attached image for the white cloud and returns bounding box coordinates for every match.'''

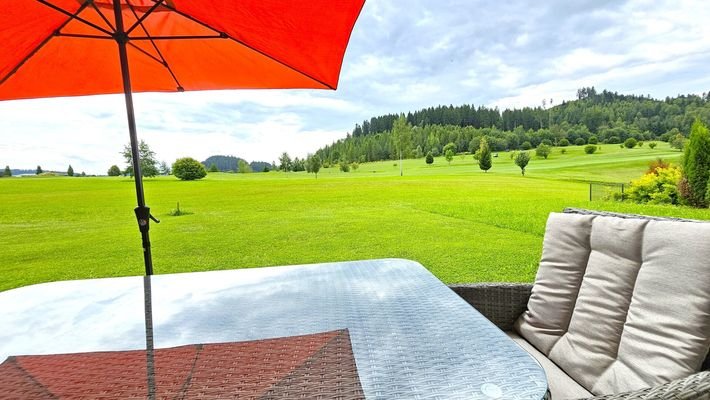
[3,0,710,174]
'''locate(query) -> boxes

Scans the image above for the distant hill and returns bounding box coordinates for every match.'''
[314,87,710,164]
[202,155,273,172]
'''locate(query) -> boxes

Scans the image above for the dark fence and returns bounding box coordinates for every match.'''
[589,182,625,201]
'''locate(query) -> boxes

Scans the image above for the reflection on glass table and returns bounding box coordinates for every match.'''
[0,259,548,399]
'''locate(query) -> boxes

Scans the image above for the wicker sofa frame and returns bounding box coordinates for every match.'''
[449,208,710,400]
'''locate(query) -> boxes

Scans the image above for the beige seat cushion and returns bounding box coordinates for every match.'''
[507,332,592,400]
[515,212,710,395]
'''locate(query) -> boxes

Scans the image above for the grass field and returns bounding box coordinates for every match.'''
[1,143,709,292]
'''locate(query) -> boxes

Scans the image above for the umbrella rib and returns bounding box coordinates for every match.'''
[128,42,166,65]
[0,0,94,86]
[125,0,165,36]
[126,0,185,91]
[89,1,115,32]
[148,0,335,90]
[36,0,114,37]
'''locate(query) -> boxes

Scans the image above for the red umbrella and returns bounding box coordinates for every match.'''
[0,0,364,274]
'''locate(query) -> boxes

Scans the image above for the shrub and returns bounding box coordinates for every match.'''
[425,152,434,164]
[351,162,359,171]
[520,141,532,150]
[541,139,553,146]
[584,145,597,154]
[681,120,710,207]
[608,136,620,144]
[626,166,682,205]
[340,163,350,172]
[558,138,569,147]
[638,141,644,147]
[648,142,657,149]
[646,158,670,175]
[535,144,551,159]
[624,137,638,149]
[574,138,586,146]
[172,157,207,180]
[588,136,598,144]
[560,148,567,154]
[208,163,219,172]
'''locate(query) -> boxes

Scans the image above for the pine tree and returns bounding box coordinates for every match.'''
[682,120,710,207]
[36,166,43,175]
[477,137,492,172]
[3,165,10,177]
[67,165,74,177]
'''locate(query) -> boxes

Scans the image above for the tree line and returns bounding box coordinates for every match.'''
[315,87,710,164]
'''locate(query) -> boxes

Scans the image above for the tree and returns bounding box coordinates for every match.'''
[477,137,492,172]
[3,165,10,177]
[67,165,74,177]
[648,142,657,149]
[208,163,219,172]
[588,136,598,144]
[514,151,531,176]
[159,161,171,175]
[536,144,551,159]
[391,114,413,176]
[558,138,569,147]
[520,141,532,150]
[108,165,121,176]
[237,159,252,173]
[443,142,456,165]
[624,137,638,148]
[36,166,43,175]
[425,152,434,165]
[122,140,159,177]
[172,157,207,181]
[681,120,710,207]
[279,152,291,172]
[306,155,322,178]
[574,138,586,146]
[670,133,686,151]
[584,145,597,154]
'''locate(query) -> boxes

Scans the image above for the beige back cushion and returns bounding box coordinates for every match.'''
[515,212,710,395]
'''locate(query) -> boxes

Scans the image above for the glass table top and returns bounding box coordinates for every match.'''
[0,258,547,399]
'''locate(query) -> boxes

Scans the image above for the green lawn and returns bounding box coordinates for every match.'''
[1,143,708,292]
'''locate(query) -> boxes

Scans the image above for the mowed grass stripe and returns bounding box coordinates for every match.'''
[1,142,709,291]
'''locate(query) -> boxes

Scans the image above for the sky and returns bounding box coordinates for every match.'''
[3,0,710,174]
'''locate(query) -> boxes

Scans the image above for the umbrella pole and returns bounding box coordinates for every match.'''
[114,0,155,276]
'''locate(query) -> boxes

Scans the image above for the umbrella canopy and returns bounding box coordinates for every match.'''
[0,0,364,274]
[0,0,364,99]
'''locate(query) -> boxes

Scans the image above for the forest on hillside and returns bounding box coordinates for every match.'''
[314,87,710,164]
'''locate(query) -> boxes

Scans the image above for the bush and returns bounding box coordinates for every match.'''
[624,137,638,149]
[172,157,207,180]
[425,152,434,164]
[648,142,657,149]
[541,139,553,146]
[608,136,620,144]
[340,163,350,172]
[351,162,359,171]
[626,166,682,205]
[560,148,567,154]
[588,136,598,144]
[535,144,551,159]
[107,165,121,176]
[584,145,597,154]
[574,138,586,146]
[558,138,569,147]
[646,158,670,175]
[520,141,532,150]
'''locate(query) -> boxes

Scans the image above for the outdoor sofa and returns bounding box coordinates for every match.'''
[451,208,710,399]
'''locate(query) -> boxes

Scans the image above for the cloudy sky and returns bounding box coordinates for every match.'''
[3,0,710,174]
